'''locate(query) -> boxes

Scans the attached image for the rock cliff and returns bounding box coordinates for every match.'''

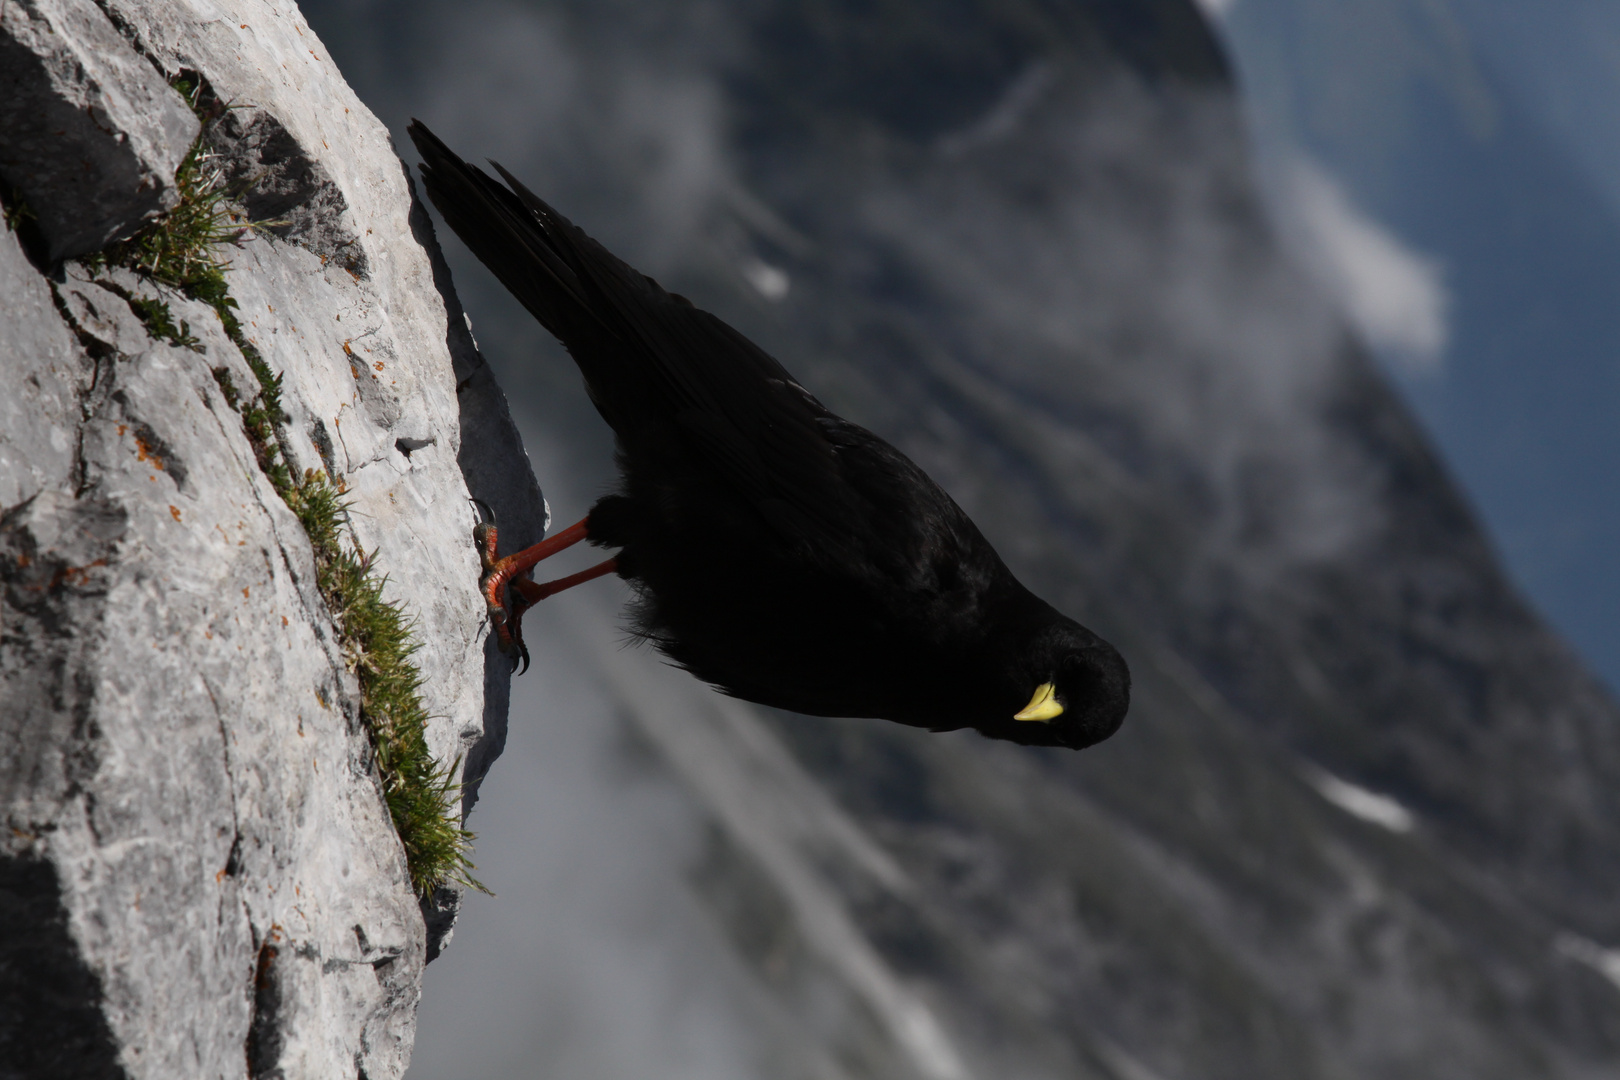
[0,1,545,1077]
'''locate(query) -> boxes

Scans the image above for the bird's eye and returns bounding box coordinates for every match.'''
[1013,681,1064,723]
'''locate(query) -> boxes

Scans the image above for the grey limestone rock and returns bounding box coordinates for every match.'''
[0,0,199,262]
[0,1,545,1077]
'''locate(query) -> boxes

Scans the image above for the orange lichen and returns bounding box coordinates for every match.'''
[44,558,110,590]
[134,434,165,470]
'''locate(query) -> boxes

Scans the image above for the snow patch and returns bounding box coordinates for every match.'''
[1306,769,1415,832]
[1555,933,1620,992]
[741,256,790,301]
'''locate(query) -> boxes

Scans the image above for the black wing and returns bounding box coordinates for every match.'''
[409,121,864,555]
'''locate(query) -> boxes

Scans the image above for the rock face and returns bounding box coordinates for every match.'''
[0,1,545,1078]
[0,0,199,261]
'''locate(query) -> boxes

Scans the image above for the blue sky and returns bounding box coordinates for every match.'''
[1207,0,1620,690]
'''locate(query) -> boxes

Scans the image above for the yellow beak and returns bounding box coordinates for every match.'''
[1014,681,1064,722]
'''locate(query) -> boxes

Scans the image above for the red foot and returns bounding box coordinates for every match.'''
[476,516,615,673]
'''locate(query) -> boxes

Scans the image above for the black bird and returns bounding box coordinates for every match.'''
[409,121,1129,751]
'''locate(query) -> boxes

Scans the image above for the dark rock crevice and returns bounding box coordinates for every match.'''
[244,927,285,1080]
[207,99,372,280]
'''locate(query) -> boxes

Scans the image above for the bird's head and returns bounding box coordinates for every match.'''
[977,617,1130,750]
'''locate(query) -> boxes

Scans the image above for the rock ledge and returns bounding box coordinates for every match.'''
[0,1,546,1077]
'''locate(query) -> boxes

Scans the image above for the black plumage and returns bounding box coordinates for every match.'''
[409,121,1129,750]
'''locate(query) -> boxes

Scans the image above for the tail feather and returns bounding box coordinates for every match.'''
[408,120,613,355]
[407,120,858,550]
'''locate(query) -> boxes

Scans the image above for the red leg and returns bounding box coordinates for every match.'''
[476,516,605,670]
[481,518,590,598]
[510,557,620,606]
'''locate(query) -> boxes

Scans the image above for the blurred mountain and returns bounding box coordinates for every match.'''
[1216,0,1620,692]
[300,0,1620,1077]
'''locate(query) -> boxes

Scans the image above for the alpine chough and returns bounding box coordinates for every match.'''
[409,121,1129,751]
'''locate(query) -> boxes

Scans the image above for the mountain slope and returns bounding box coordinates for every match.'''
[299,1,1620,1076]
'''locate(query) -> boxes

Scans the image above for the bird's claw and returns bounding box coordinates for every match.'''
[508,589,534,676]
[481,581,532,676]
[472,514,601,678]
[474,521,499,574]
[475,515,531,675]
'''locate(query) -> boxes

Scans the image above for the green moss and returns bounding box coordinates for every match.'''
[288,471,484,895]
[1,181,33,234]
[88,73,480,897]
[127,296,201,351]
[225,358,293,497]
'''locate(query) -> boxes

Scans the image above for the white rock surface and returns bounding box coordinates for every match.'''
[0,0,545,1077]
[0,0,200,260]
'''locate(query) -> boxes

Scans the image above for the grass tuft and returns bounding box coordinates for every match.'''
[288,471,484,896]
[81,77,243,293]
[84,73,479,897]
[81,152,239,302]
